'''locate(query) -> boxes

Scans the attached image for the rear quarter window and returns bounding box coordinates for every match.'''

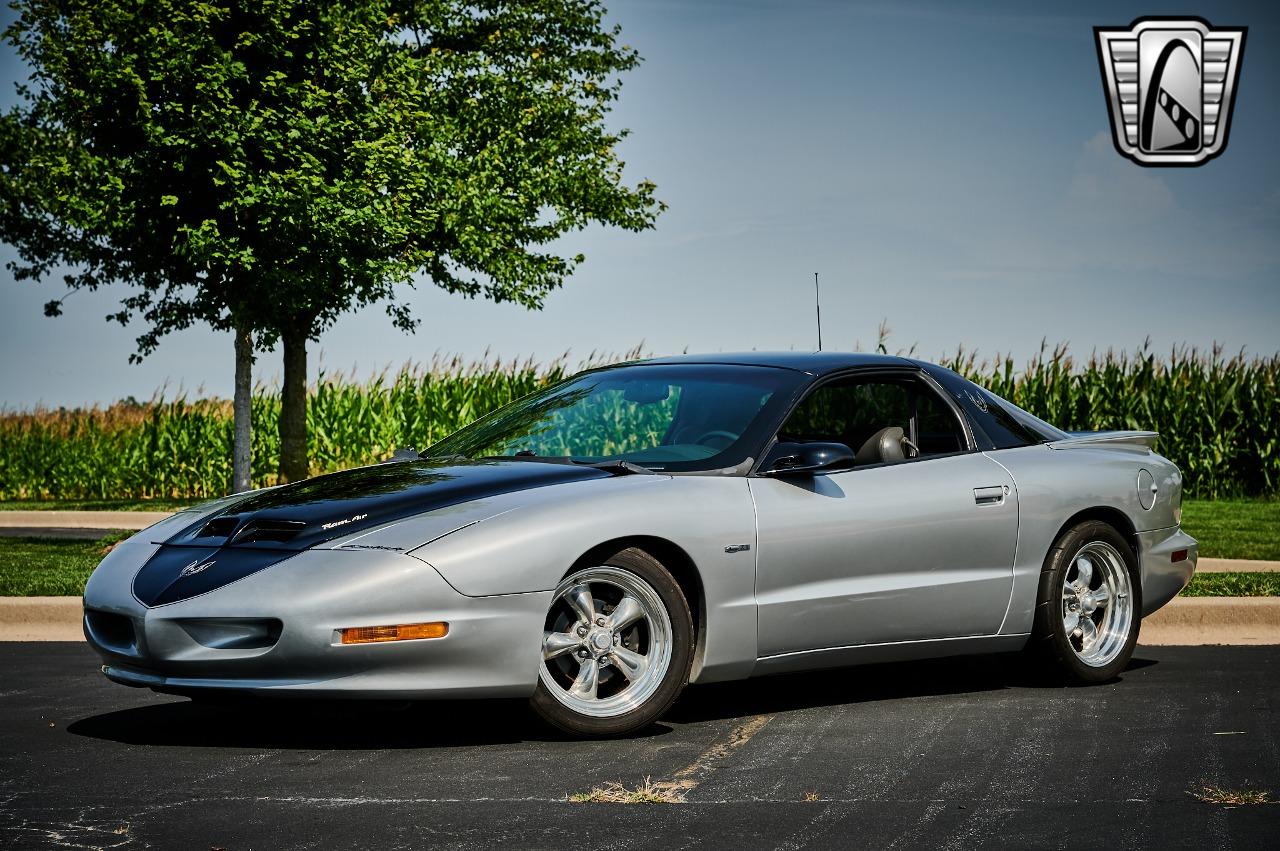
[957,387,1044,449]
[918,364,1046,450]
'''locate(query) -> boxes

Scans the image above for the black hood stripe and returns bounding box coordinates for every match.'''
[133,459,607,607]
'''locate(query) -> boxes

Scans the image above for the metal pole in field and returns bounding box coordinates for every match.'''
[814,272,823,352]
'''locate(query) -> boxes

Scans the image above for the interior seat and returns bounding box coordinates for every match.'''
[855,426,907,465]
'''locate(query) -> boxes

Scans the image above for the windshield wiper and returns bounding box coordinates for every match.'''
[478,453,574,465]
[477,454,654,476]
[413,452,467,463]
[385,446,431,463]
[578,460,655,476]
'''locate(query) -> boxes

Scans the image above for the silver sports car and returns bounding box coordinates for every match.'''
[84,353,1197,736]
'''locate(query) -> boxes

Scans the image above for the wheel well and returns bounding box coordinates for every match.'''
[1054,507,1139,561]
[569,536,707,678]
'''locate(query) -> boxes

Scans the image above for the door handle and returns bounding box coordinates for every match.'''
[973,485,1008,505]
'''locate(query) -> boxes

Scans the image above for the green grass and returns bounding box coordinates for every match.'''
[1180,572,1280,597]
[0,535,127,596]
[0,496,1274,597]
[1181,499,1280,561]
[0,498,198,512]
[2,536,1277,599]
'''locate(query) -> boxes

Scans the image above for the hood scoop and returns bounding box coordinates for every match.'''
[198,516,240,539]
[189,515,307,546]
[229,518,307,545]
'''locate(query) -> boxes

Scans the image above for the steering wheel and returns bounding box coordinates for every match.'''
[693,430,738,448]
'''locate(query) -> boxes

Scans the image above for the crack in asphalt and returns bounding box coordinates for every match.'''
[661,713,774,792]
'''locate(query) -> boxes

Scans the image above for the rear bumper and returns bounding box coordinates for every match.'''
[1137,526,1198,616]
[83,545,549,700]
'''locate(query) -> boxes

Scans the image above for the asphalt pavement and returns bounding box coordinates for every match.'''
[1,643,1276,849]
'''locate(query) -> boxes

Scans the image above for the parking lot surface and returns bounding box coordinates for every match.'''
[1,643,1276,849]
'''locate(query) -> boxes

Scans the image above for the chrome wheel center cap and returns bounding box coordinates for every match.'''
[589,630,612,653]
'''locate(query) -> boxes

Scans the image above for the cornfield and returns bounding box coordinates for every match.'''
[940,341,1279,499]
[0,342,1275,500]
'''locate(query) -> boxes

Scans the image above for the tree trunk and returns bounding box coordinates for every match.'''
[279,328,309,483]
[232,322,254,493]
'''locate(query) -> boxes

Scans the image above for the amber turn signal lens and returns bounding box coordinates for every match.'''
[340,622,448,644]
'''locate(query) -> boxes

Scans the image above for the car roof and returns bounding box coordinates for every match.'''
[639,351,918,376]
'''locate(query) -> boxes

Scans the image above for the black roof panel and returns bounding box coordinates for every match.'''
[640,351,915,375]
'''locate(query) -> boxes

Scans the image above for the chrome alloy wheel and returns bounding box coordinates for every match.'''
[538,567,673,719]
[1061,541,1133,667]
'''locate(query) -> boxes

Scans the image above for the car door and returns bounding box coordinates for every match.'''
[749,371,1018,657]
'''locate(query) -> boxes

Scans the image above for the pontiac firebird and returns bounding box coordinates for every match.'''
[83,353,1197,736]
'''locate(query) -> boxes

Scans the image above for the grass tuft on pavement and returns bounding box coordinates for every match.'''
[1189,784,1273,806]
[569,777,686,804]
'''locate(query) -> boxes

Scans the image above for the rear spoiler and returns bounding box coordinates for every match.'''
[1047,431,1158,451]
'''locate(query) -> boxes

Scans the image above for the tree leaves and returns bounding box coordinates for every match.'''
[0,0,663,352]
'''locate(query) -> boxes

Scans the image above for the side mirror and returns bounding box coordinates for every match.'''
[765,441,855,476]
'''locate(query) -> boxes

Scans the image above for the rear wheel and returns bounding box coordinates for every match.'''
[1032,520,1141,683]
[530,548,693,737]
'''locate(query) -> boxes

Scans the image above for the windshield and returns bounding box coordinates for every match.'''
[423,363,805,472]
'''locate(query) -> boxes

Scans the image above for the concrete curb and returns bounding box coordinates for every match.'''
[0,510,171,532]
[1138,597,1280,646]
[2,595,1276,644]
[0,597,84,641]
[1198,557,1280,573]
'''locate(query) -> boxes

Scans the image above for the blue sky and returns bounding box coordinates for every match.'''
[1,1,1277,407]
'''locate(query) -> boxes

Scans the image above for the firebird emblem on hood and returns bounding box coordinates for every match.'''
[179,559,216,578]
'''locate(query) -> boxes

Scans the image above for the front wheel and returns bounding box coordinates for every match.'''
[530,548,693,737]
[1032,520,1142,683]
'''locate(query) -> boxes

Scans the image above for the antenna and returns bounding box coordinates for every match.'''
[813,272,823,351]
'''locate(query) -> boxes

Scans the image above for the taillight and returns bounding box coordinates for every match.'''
[1172,472,1183,525]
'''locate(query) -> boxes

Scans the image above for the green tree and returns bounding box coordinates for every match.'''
[0,0,663,483]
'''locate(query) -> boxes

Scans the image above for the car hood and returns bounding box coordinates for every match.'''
[133,459,610,607]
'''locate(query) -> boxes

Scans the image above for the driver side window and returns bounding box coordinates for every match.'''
[778,375,966,465]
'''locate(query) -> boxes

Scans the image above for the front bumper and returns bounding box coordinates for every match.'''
[1137,525,1198,616]
[83,541,549,699]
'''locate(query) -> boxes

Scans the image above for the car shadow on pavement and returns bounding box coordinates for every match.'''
[66,696,672,749]
[66,653,1158,749]
[667,652,1160,724]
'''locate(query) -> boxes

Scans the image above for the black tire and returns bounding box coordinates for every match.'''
[530,547,694,738]
[1031,520,1142,683]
